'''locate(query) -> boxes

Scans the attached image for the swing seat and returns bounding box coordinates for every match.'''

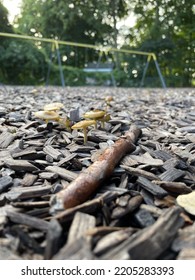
[84,62,114,73]
[83,62,116,86]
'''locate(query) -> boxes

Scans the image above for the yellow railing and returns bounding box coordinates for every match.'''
[0,32,154,57]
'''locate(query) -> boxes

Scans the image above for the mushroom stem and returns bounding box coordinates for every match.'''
[83,127,87,144]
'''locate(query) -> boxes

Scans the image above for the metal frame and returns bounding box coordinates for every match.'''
[46,41,65,87]
[0,32,166,88]
[140,54,166,88]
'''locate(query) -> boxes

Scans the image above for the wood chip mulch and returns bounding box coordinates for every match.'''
[0,86,195,260]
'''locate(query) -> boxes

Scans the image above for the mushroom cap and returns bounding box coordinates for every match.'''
[34,110,59,120]
[99,113,111,122]
[44,102,64,111]
[58,116,72,127]
[71,120,96,129]
[105,96,114,102]
[83,110,106,120]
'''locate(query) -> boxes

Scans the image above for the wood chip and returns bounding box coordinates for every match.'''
[0,131,15,148]
[137,176,168,198]
[6,210,49,231]
[0,176,13,194]
[102,206,184,260]
[67,212,96,244]
[43,145,63,161]
[45,166,78,181]
[5,159,39,172]
[93,228,134,256]
[111,195,143,219]
[5,184,52,201]
[152,180,192,194]
[121,165,159,181]
[44,219,62,259]
[159,168,185,181]
[21,173,38,186]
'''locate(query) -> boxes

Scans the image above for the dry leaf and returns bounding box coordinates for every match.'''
[176,192,195,215]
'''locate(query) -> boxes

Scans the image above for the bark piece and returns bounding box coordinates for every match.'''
[45,166,78,181]
[10,225,43,254]
[93,228,134,256]
[12,201,50,209]
[21,173,38,186]
[111,195,143,219]
[39,172,58,180]
[44,219,62,259]
[0,176,13,194]
[54,125,141,209]
[159,168,185,181]
[57,153,77,166]
[67,212,96,244]
[43,145,63,161]
[121,165,159,181]
[53,236,96,260]
[115,194,130,207]
[11,148,44,160]
[172,224,195,252]
[177,248,195,260]
[102,206,184,260]
[5,159,39,172]
[0,246,20,260]
[118,173,128,189]
[6,210,49,231]
[129,153,163,166]
[153,180,192,194]
[5,184,52,201]
[137,176,168,198]
[133,208,156,228]
[0,131,15,148]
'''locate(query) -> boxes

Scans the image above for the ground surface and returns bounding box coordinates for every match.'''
[0,86,195,260]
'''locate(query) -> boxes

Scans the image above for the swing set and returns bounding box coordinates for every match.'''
[0,32,166,88]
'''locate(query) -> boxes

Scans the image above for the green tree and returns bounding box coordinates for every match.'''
[17,0,129,44]
[126,0,194,86]
[0,1,13,33]
[0,1,46,85]
[16,0,130,67]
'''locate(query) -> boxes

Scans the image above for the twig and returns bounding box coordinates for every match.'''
[52,125,141,210]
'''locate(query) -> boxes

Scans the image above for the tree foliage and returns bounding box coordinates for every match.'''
[127,0,194,86]
[16,0,129,46]
[0,0,194,86]
[0,1,12,33]
[0,1,46,85]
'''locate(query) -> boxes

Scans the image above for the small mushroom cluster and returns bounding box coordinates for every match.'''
[71,109,111,144]
[34,102,71,130]
[105,95,114,110]
[34,104,111,145]
[83,110,110,129]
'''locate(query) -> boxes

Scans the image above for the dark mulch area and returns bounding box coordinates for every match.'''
[0,86,195,260]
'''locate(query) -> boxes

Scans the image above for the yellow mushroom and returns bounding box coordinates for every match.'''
[71,120,96,144]
[83,110,106,129]
[34,110,60,123]
[58,116,72,131]
[43,102,64,111]
[98,113,111,128]
[105,96,114,103]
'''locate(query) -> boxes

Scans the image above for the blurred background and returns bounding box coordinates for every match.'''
[0,0,194,87]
